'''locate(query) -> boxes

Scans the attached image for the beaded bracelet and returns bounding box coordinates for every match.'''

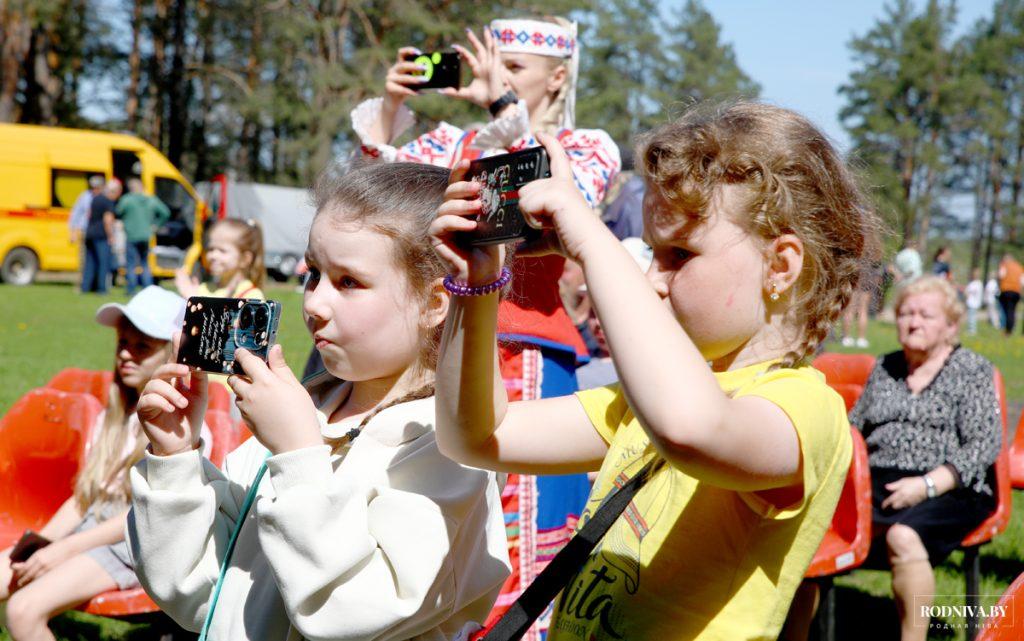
[443,268,512,296]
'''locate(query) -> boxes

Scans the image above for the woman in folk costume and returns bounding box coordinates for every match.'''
[351,16,620,639]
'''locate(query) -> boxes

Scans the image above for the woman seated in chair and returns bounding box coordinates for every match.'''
[851,275,1002,641]
[0,286,206,641]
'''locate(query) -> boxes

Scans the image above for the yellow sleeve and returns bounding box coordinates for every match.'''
[735,367,852,520]
[248,288,266,300]
[197,283,213,296]
[574,383,629,445]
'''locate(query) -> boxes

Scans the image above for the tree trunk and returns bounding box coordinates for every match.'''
[25,24,61,125]
[1008,127,1024,245]
[899,143,917,241]
[0,6,32,122]
[126,0,143,132]
[238,9,263,180]
[193,0,214,181]
[971,152,989,276]
[983,148,1004,283]
[166,0,188,167]
[147,0,171,150]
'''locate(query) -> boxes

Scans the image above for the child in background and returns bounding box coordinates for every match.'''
[175,218,266,301]
[430,101,878,640]
[128,163,509,641]
[965,268,984,335]
[2,287,211,640]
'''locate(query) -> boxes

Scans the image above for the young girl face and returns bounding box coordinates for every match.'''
[205,225,250,281]
[501,52,565,118]
[302,214,427,383]
[643,186,772,364]
[115,319,169,392]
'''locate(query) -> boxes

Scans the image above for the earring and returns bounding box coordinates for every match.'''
[769,282,780,302]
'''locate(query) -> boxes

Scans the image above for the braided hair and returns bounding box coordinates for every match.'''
[638,101,881,368]
[324,383,436,453]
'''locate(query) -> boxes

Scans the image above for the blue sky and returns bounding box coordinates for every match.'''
[688,0,994,152]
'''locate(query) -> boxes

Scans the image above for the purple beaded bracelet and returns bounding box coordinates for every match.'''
[443,268,512,296]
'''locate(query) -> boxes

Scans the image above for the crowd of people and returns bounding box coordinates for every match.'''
[0,13,1012,641]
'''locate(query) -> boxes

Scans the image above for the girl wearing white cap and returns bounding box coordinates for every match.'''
[1,286,210,640]
[353,19,619,639]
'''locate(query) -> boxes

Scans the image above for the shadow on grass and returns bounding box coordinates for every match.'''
[829,584,901,641]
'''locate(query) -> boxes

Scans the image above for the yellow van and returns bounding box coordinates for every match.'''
[0,124,207,284]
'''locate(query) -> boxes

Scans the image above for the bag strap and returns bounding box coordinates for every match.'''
[479,459,657,641]
[198,455,270,641]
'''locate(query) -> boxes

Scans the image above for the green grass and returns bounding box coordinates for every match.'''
[2,283,1024,639]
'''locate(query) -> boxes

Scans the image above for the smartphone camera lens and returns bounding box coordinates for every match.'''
[238,306,254,330]
[254,305,269,329]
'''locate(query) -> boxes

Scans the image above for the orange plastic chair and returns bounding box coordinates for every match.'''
[962,368,1012,640]
[207,381,232,414]
[46,368,113,406]
[976,570,1024,641]
[812,352,877,387]
[1008,409,1024,489]
[0,389,101,546]
[206,409,254,467]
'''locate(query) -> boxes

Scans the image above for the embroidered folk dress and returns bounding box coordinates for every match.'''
[848,346,1002,562]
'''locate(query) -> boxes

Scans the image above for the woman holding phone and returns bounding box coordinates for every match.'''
[351,16,620,638]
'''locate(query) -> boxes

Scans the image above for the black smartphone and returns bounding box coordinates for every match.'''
[403,51,461,90]
[467,146,551,246]
[177,297,282,375]
[10,530,50,563]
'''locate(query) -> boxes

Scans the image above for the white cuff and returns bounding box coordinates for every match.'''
[265,444,334,495]
[143,447,207,491]
[350,97,416,161]
[472,100,531,150]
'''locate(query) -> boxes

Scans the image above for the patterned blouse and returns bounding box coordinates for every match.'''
[848,346,1002,496]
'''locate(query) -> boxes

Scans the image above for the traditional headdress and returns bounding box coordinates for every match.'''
[489,18,579,129]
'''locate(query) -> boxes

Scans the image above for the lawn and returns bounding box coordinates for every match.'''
[2,282,1024,639]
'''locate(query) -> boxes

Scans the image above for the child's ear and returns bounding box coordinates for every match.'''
[765,234,804,296]
[422,277,451,330]
[240,250,254,270]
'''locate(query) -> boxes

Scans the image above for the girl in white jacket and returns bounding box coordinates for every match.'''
[127,162,511,641]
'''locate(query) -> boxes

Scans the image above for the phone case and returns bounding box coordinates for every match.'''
[9,530,51,563]
[467,146,550,246]
[177,297,282,374]
[405,51,461,90]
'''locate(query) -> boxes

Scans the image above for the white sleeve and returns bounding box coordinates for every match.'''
[127,448,249,632]
[255,442,508,641]
[350,97,417,162]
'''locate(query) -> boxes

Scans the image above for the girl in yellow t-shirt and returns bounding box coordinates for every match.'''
[175,218,266,301]
[429,101,880,640]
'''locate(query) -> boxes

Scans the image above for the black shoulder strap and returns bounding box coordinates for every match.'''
[481,459,658,641]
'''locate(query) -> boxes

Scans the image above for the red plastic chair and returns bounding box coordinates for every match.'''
[206,410,253,467]
[0,389,101,546]
[812,352,877,387]
[976,570,1024,641]
[207,381,232,414]
[45,368,113,407]
[962,368,1012,640]
[1008,409,1024,489]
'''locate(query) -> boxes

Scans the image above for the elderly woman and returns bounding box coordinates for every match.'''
[850,276,1002,641]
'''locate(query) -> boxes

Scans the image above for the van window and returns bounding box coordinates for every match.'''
[155,177,196,227]
[51,169,92,208]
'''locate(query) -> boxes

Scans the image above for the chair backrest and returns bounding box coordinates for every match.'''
[0,389,103,543]
[805,427,872,577]
[207,381,232,414]
[812,352,877,387]
[205,410,253,467]
[46,368,113,407]
[962,367,1012,547]
[976,570,1024,641]
[1009,409,1024,488]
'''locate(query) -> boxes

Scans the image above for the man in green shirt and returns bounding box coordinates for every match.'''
[115,178,171,294]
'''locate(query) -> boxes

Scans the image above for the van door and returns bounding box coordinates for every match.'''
[151,176,197,271]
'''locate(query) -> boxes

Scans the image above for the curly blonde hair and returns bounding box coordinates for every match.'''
[638,101,881,368]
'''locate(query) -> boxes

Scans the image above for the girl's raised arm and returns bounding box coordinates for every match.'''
[430,161,608,475]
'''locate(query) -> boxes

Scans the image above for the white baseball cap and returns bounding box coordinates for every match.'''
[95,286,186,341]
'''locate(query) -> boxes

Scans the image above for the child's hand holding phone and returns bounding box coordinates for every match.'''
[429,159,506,285]
[227,346,322,455]
[137,333,208,457]
[517,132,609,262]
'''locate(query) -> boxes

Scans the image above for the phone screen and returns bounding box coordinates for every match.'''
[405,51,461,90]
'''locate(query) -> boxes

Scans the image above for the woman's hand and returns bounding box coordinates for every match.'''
[10,538,77,588]
[383,46,428,111]
[442,27,511,109]
[227,346,322,455]
[517,132,608,263]
[429,159,505,285]
[881,476,929,511]
[137,334,207,456]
